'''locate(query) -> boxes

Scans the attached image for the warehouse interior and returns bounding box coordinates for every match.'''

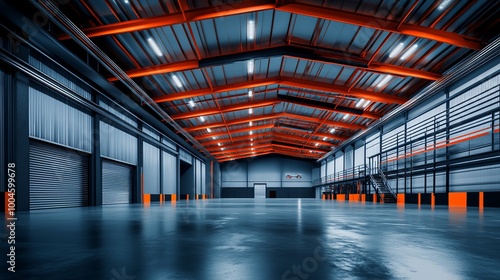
[1,0,499,279]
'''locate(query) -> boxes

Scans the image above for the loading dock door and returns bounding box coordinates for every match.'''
[254,183,266,199]
[29,140,89,210]
[102,159,133,205]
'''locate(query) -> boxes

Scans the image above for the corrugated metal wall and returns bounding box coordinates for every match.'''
[29,55,92,100]
[162,151,177,194]
[195,159,202,195]
[179,148,193,163]
[221,160,247,188]
[29,87,92,152]
[99,99,137,128]
[143,124,160,141]
[143,142,160,194]
[201,162,206,195]
[100,121,138,165]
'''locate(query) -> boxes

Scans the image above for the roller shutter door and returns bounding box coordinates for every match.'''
[102,159,132,205]
[29,140,89,210]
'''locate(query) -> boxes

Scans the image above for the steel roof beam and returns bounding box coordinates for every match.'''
[156,77,407,105]
[59,1,483,49]
[194,124,275,140]
[184,112,365,132]
[108,45,441,82]
[171,99,279,120]
[275,3,483,50]
[200,132,274,146]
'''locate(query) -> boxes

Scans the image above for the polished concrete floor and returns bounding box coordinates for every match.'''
[2,199,500,280]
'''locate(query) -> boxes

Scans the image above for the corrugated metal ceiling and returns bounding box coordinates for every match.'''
[55,0,499,161]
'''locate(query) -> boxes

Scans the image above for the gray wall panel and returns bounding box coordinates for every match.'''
[29,87,92,152]
[162,151,177,194]
[100,121,138,165]
[143,142,160,194]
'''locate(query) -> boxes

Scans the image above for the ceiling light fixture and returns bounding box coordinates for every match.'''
[247,20,255,40]
[400,44,418,60]
[363,100,371,108]
[389,43,404,58]
[199,116,205,122]
[251,138,253,141]
[249,108,253,115]
[206,128,212,133]
[315,143,319,147]
[247,59,254,74]
[356,98,365,108]
[251,143,254,146]
[249,121,253,126]
[377,75,392,88]
[330,128,336,133]
[323,137,327,141]
[221,148,225,151]
[147,38,163,57]
[438,0,452,10]
[188,100,195,108]
[249,131,253,135]
[218,143,221,146]
[343,114,350,120]
[172,75,183,88]
[248,90,253,97]
[212,136,216,140]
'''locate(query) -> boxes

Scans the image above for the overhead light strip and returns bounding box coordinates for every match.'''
[389,43,404,58]
[247,20,255,40]
[400,44,418,60]
[147,38,163,57]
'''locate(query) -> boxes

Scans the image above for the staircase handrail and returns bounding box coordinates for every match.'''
[377,167,397,201]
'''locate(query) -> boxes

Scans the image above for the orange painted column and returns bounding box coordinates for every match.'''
[397,194,405,205]
[449,192,467,208]
[143,194,151,207]
[418,193,421,206]
[373,194,377,203]
[322,194,325,200]
[479,192,484,210]
[337,194,345,201]
[431,193,435,208]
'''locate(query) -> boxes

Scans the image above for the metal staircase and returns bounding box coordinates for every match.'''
[369,168,397,203]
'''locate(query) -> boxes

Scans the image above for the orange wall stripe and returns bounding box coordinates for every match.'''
[449,192,467,207]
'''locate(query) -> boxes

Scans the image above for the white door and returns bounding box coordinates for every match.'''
[254,184,266,199]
